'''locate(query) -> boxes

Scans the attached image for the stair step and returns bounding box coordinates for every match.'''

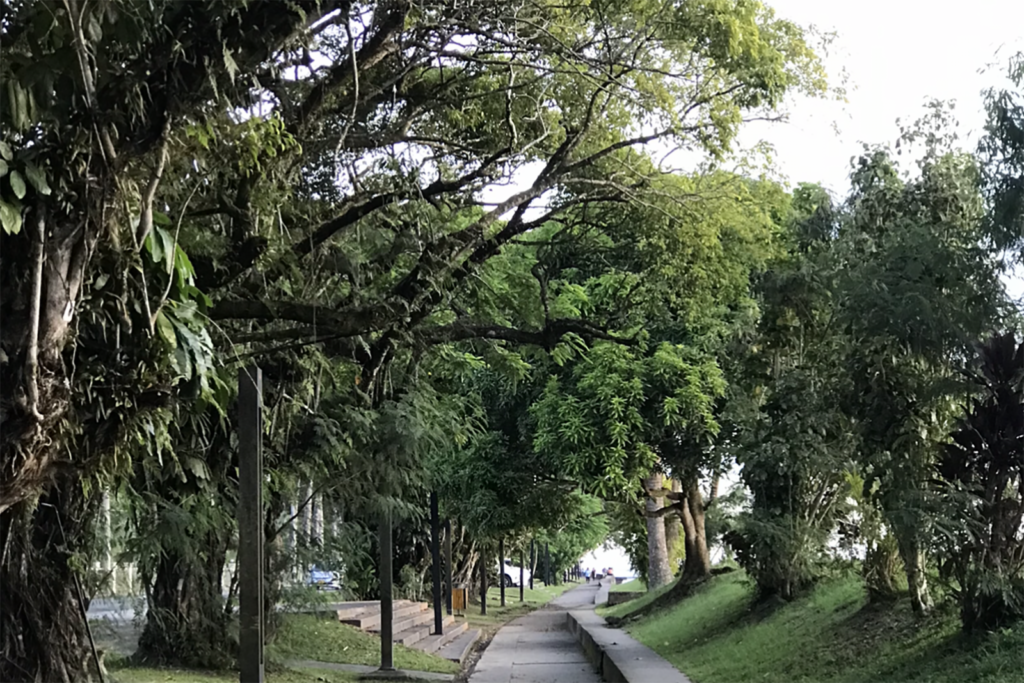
[340,601,425,630]
[437,627,481,663]
[393,622,431,647]
[335,600,406,622]
[415,620,469,654]
[383,606,435,634]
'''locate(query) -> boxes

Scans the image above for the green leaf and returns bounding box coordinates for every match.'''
[153,210,172,226]
[144,228,163,264]
[174,246,195,287]
[9,170,26,199]
[0,141,12,161]
[0,198,22,234]
[223,46,239,84]
[24,163,51,196]
[158,227,175,272]
[155,310,177,349]
[0,159,7,177]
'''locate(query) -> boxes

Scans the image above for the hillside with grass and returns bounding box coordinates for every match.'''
[600,571,1024,683]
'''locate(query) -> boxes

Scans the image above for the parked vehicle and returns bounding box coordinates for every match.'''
[497,557,532,587]
[307,566,342,591]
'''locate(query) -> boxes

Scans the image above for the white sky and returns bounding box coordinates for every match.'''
[746,0,1024,196]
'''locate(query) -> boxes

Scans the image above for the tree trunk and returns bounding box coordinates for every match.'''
[136,533,233,668]
[0,479,99,682]
[680,478,711,581]
[312,491,324,547]
[895,528,933,616]
[664,479,683,575]
[644,472,673,589]
[298,480,312,546]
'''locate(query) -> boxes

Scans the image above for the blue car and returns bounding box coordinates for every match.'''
[307,566,342,591]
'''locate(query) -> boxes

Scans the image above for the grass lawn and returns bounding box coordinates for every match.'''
[463,581,579,633]
[108,661,363,683]
[610,578,645,593]
[607,570,1024,683]
[270,614,459,674]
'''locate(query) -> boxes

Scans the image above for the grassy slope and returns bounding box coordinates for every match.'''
[108,662,362,683]
[270,614,459,674]
[611,578,646,593]
[606,571,1024,683]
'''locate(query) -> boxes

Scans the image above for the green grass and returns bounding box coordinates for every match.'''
[464,581,579,632]
[597,576,676,617]
[614,570,1024,683]
[108,661,362,683]
[269,614,459,674]
[610,578,646,593]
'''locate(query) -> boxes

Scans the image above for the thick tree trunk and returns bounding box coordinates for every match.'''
[0,479,99,682]
[136,534,233,668]
[681,479,711,581]
[644,472,673,589]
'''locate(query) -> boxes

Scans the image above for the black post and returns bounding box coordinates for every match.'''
[519,549,524,602]
[480,547,488,615]
[444,519,453,615]
[238,367,264,683]
[498,538,506,607]
[430,492,443,635]
[545,543,551,585]
[379,512,394,671]
[529,539,535,590]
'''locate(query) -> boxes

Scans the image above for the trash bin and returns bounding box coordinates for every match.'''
[452,584,468,615]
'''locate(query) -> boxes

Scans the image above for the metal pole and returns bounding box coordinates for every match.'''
[545,543,551,585]
[529,539,535,590]
[444,519,453,615]
[480,546,488,615]
[519,548,524,602]
[430,493,443,635]
[238,367,264,683]
[498,538,506,607]
[379,511,394,671]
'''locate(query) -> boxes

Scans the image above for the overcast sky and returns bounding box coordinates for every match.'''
[743,0,1024,194]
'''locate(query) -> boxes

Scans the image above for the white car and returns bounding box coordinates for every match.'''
[497,557,532,587]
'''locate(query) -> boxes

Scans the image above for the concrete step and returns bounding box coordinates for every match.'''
[369,604,432,635]
[415,619,468,654]
[334,600,407,622]
[339,601,425,630]
[393,612,457,648]
[437,627,481,663]
[393,621,432,647]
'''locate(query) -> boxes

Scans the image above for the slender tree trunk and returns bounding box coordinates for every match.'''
[644,472,673,589]
[102,490,113,573]
[312,491,324,547]
[298,480,312,546]
[895,528,933,615]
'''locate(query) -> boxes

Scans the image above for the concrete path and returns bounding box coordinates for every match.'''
[468,582,604,683]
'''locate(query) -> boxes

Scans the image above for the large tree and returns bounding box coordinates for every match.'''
[1,0,825,676]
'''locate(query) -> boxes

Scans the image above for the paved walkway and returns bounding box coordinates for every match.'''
[468,582,604,683]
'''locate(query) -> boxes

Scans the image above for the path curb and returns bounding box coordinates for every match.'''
[566,611,692,683]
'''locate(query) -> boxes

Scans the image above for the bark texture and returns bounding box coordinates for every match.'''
[136,535,233,668]
[644,472,673,589]
[0,479,100,682]
[680,478,711,581]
